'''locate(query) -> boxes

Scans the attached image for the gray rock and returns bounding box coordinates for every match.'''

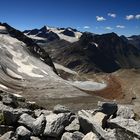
[3,108,33,125]
[93,112,107,128]
[98,101,118,116]
[18,113,35,129]
[82,132,99,140]
[61,132,73,140]
[61,131,84,140]
[0,125,14,135]
[108,117,140,139]
[78,110,110,139]
[43,113,71,137]
[0,131,14,140]
[117,105,135,119]
[2,94,18,108]
[53,104,71,114]
[104,129,117,140]
[18,113,46,135]
[33,114,46,135]
[65,117,80,132]
[16,126,31,140]
[72,131,84,140]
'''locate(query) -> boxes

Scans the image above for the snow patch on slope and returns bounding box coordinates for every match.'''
[54,63,77,75]
[69,81,107,91]
[49,28,82,43]
[0,35,44,78]
[0,84,8,89]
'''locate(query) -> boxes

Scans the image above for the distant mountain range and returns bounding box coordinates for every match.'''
[23,26,82,43]
[23,26,140,73]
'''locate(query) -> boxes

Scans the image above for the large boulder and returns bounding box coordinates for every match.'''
[78,110,116,140]
[117,105,135,119]
[92,112,107,128]
[1,94,18,108]
[0,125,14,135]
[43,113,71,137]
[3,108,33,125]
[82,132,99,140]
[0,101,32,125]
[61,132,73,140]
[98,101,118,116]
[0,131,14,140]
[33,114,46,135]
[72,131,85,140]
[108,117,140,139]
[65,117,80,132]
[15,126,31,140]
[18,113,46,135]
[78,110,106,138]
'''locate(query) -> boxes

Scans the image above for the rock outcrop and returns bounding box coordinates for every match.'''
[0,91,140,140]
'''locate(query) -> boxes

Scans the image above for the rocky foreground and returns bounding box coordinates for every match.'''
[0,91,140,140]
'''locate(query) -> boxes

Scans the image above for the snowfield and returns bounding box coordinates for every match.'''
[69,81,107,91]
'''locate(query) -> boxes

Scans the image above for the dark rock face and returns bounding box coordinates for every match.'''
[16,126,32,140]
[127,35,140,50]
[44,32,140,73]
[0,22,57,74]
[37,31,60,41]
[27,29,39,35]
[97,101,118,116]
[61,29,75,37]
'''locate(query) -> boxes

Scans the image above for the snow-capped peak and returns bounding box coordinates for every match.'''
[24,26,82,43]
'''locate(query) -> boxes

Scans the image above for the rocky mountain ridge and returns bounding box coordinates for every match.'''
[43,32,140,73]
[23,26,82,43]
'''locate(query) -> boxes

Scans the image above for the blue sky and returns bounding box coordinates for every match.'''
[0,0,140,36]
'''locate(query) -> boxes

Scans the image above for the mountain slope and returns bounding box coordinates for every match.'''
[43,32,140,73]
[1,23,57,74]
[0,23,106,109]
[122,35,140,50]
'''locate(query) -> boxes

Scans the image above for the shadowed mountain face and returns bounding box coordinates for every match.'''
[42,32,140,73]
[121,35,140,50]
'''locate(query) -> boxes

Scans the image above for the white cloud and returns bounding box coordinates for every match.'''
[105,27,113,30]
[135,14,140,19]
[116,25,125,29]
[125,15,134,20]
[96,16,106,21]
[108,13,116,18]
[83,26,90,29]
